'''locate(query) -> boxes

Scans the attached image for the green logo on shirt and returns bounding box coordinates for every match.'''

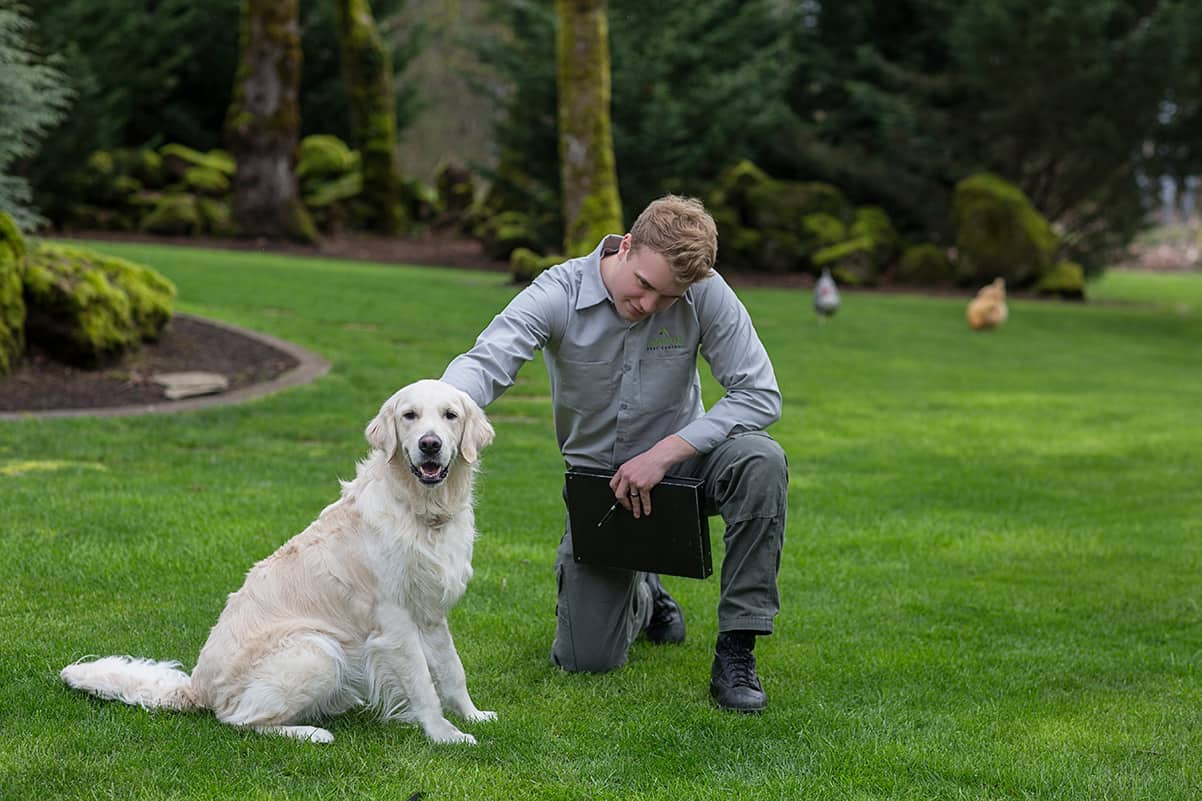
[646,327,686,351]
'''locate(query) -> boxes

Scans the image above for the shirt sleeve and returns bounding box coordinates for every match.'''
[674,275,782,453]
[440,268,569,409]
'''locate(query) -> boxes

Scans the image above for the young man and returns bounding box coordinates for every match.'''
[442,195,787,711]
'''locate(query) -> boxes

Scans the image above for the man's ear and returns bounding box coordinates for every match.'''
[365,406,399,461]
[458,393,494,465]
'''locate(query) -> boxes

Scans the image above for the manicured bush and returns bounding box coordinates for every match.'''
[0,212,26,374]
[897,243,954,284]
[22,242,175,364]
[1038,259,1086,300]
[509,247,563,284]
[954,172,1057,288]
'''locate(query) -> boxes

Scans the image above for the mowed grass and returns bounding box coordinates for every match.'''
[2,244,1201,800]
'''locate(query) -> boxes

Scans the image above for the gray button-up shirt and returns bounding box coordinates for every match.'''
[442,235,781,470]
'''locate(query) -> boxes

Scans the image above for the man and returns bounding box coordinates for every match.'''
[442,195,787,711]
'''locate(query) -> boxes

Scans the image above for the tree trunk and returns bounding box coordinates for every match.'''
[225,0,316,243]
[556,0,622,257]
[336,0,406,234]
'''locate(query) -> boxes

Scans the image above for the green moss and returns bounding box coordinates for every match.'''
[298,135,359,181]
[801,213,848,247]
[509,247,563,284]
[140,194,203,236]
[1038,259,1086,300]
[746,180,849,232]
[813,236,878,285]
[0,213,27,374]
[159,143,236,178]
[336,0,405,235]
[183,166,230,197]
[897,243,954,284]
[954,172,1058,288]
[850,205,900,265]
[556,0,623,257]
[32,243,175,342]
[481,211,540,261]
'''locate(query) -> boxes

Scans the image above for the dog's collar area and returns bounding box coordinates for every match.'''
[410,460,451,485]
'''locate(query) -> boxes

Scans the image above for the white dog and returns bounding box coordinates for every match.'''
[61,379,496,745]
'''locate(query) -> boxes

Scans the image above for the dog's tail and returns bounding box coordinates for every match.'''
[61,656,201,712]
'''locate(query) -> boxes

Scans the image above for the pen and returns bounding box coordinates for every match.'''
[596,500,619,528]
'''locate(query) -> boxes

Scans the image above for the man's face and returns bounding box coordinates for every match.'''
[608,236,690,322]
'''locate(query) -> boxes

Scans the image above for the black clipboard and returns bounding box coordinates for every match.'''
[565,467,712,579]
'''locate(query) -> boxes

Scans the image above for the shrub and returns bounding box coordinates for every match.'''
[509,247,563,284]
[22,242,174,364]
[953,172,1057,288]
[897,243,954,284]
[0,212,26,374]
[1038,259,1086,300]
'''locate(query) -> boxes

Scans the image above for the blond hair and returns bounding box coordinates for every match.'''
[629,195,718,284]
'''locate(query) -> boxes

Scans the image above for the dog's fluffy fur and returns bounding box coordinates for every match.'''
[61,379,496,745]
[966,277,1009,330]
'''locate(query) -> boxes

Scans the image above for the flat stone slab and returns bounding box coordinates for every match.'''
[151,371,231,400]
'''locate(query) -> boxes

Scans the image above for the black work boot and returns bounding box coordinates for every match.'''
[710,631,767,712]
[642,573,685,644]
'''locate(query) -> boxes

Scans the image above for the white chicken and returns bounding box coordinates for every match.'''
[814,267,841,319]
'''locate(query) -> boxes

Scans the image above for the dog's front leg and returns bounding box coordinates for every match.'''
[367,604,476,744]
[421,620,496,723]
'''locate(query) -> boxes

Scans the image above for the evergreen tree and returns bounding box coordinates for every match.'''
[0,4,72,231]
[478,0,791,251]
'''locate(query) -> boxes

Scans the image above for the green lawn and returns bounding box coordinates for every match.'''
[3,246,1200,800]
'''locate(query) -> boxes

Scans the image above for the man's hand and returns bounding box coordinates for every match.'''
[610,435,698,518]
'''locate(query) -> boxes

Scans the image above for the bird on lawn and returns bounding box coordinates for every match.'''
[966,277,1008,330]
[814,267,841,319]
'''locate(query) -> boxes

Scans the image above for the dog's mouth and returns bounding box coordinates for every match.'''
[410,460,450,485]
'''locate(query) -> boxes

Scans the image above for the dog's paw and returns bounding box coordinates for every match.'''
[308,727,335,744]
[465,709,497,723]
[425,718,478,745]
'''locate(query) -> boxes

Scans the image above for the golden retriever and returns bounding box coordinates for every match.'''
[61,379,496,744]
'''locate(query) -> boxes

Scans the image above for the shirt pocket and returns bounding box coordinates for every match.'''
[557,358,618,412]
[638,350,697,409]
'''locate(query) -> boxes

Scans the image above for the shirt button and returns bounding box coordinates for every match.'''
[619,403,628,410]
[623,364,631,372]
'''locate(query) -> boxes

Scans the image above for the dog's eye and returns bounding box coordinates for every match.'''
[402,411,417,421]
[444,410,459,421]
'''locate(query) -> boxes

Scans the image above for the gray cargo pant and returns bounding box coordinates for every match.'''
[551,431,788,672]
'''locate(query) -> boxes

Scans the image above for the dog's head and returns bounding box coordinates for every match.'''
[365,379,495,486]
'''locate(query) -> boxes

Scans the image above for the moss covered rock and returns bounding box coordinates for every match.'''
[297,135,360,182]
[0,213,27,375]
[22,242,175,364]
[813,236,877,286]
[140,193,204,235]
[897,243,954,284]
[953,173,1057,288]
[746,180,848,233]
[159,143,236,180]
[510,247,563,284]
[1037,259,1085,300]
[481,211,543,262]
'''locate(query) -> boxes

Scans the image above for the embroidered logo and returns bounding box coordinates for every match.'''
[646,327,686,351]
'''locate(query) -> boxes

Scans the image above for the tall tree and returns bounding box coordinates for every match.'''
[226,0,317,242]
[555,0,622,256]
[335,0,405,234]
[0,4,72,231]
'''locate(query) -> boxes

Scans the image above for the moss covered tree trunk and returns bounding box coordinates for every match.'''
[336,0,406,235]
[556,0,622,257]
[225,0,317,243]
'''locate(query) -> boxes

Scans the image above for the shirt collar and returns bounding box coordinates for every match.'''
[576,234,624,311]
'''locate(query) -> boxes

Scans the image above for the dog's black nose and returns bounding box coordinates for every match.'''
[418,434,442,455]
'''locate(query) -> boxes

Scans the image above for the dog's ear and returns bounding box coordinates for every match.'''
[457,392,494,465]
[365,405,399,461]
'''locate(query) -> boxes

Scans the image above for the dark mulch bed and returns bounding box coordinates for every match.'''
[0,315,298,413]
